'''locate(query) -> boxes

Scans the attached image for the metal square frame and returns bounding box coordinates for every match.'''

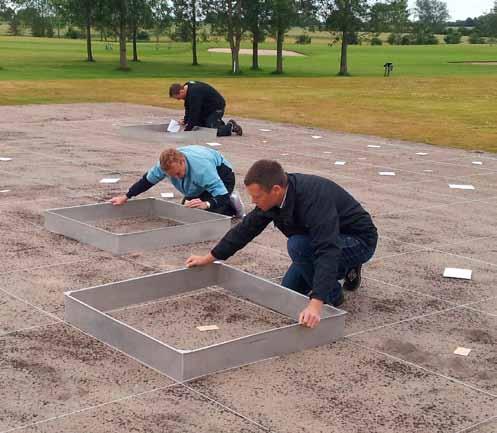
[64,263,346,381]
[44,198,232,255]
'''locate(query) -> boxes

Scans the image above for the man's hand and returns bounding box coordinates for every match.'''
[299,299,323,328]
[179,119,185,126]
[110,195,128,206]
[186,253,216,268]
[184,198,209,210]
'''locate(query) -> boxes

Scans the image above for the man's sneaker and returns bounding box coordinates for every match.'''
[343,264,362,291]
[229,119,243,136]
[230,191,246,218]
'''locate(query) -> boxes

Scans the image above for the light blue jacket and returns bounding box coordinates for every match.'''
[146,145,232,197]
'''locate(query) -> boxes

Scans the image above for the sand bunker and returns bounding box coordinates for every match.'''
[450,61,497,65]
[208,48,306,57]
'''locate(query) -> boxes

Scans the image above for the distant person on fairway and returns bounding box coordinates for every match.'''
[186,160,378,328]
[110,145,245,217]
[169,81,243,137]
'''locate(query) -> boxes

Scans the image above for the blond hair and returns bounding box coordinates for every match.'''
[159,148,185,171]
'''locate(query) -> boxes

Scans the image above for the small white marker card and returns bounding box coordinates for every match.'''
[167,119,181,133]
[368,145,381,148]
[0,157,12,161]
[161,192,174,198]
[424,169,434,173]
[0,189,10,193]
[259,128,272,132]
[335,161,346,166]
[454,347,472,356]
[311,135,322,139]
[280,153,289,156]
[99,178,120,184]
[449,184,475,190]
[472,161,483,165]
[443,267,472,280]
[196,325,219,332]
[323,151,332,154]
[379,171,396,176]
[416,152,428,156]
[206,142,222,147]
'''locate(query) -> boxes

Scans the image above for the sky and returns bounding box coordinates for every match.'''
[408,0,495,20]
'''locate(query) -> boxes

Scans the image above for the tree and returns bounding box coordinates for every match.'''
[444,27,461,44]
[128,0,153,61]
[243,0,271,70]
[14,0,55,37]
[99,0,130,70]
[172,0,201,66]
[320,0,369,76]
[414,0,449,34]
[150,0,172,45]
[369,0,409,34]
[269,0,297,74]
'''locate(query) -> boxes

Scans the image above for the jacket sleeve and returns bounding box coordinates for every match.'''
[199,166,230,211]
[184,91,203,130]
[211,208,272,260]
[126,173,155,198]
[304,200,342,303]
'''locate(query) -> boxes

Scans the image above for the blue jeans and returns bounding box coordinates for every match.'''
[282,234,377,305]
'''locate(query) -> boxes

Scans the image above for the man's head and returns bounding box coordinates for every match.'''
[169,83,187,100]
[244,160,288,211]
[160,148,187,178]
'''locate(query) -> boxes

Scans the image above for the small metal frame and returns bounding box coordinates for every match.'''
[64,263,346,381]
[44,198,232,255]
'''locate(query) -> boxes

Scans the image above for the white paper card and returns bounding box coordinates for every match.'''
[259,128,272,132]
[449,184,475,190]
[472,161,483,165]
[358,157,367,160]
[443,267,472,280]
[423,169,433,173]
[196,325,219,332]
[311,135,322,139]
[280,153,289,156]
[206,142,222,147]
[416,152,428,156]
[368,145,381,148]
[323,151,332,154]
[0,189,10,193]
[161,192,174,198]
[335,161,346,166]
[99,178,120,184]
[379,171,396,176]
[0,157,12,161]
[167,119,181,133]
[454,347,471,356]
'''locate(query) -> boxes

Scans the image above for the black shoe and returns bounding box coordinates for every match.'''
[343,265,362,291]
[229,119,243,136]
[330,291,345,307]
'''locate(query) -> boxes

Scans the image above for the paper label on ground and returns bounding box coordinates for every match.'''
[161,192,174,198]
[280,153,289,156]
[206,142,222,147]
[454,347,471,356]
[335,161,346,165]
[443,267,472,280]
[259,128,272,132]
[449,184,475,190]
[416,152,428,156]
[423,169,434,173]
[0,157,12,161]
[379,171,396,176]
[311,135,322,139]
[167,119,181,133]
[358,157,367,160]
[472,161,483,165]
[368,145,381,148]
[323,151,332,154]
[99,178,120,184]
[0,189,10,193]
[196,325,219,332]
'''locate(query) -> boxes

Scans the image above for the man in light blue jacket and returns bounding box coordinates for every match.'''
[110,145,244,217]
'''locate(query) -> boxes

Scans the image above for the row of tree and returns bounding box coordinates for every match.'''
[1,0,497,76]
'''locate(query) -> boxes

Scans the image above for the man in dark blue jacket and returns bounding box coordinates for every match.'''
[186,160,378,328]
[169,81,243,137]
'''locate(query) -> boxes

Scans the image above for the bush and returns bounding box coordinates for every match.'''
[65,27,81,39]
[387,33,402,45]
[295,34,312,44]
[444,28,462,44]
[371,36,383,45]
[401,35,411,45]
[136,30,150,41]
[412,31,438,45]
[469,31,484,44]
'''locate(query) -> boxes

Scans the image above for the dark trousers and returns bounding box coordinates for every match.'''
[202,110,232,137]
[282,234,377,305]
[183,164,235,216]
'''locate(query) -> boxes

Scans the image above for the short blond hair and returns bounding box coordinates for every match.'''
[160,148,185,171]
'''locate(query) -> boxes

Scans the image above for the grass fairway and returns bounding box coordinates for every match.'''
[1,36,496,152]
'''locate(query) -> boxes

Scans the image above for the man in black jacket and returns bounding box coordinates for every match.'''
[186,160,378,328]
[169,81,243,137]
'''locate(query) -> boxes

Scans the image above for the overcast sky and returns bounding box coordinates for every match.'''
[408,0,495,20]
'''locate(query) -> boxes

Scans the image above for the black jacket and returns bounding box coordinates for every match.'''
[211,173,378,302]
[184,81,225,130]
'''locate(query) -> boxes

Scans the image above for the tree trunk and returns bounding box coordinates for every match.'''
[251,33,259,70]
[275,28,284,74]
[339,31,348,75]
[132,25,138,61]
[86,15,94,62]
[118,0,129,70]
[191,0,198,65]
